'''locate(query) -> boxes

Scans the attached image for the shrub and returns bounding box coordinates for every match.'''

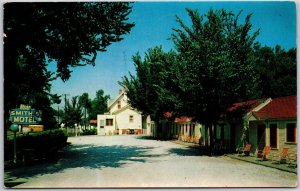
[4,128,68,161]
[80,128,97,135]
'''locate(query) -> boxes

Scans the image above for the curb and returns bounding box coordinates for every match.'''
[226,154,297,174]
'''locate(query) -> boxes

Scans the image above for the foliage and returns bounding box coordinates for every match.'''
[171,9,260,147]
[4,50,58,130]
[254,45,296,98]
[88,90,110,120]
[4,2,135,81]
[51,94,62,105]
[4,129,68,161]
[79,93,92,127]
[120,46,178,138]
[4,2,134,139]
[81,128,97,136]
[62,96,83,128]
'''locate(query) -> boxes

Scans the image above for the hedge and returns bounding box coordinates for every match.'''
[4,128,68,162]
[80,128,97,135]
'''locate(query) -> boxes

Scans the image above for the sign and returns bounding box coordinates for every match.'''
[28,125,44,132]
[9,105,42,125]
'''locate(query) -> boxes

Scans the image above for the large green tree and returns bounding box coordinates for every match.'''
[88,90,110,120]
[120,46,178,138]
[4,2,134,137]
[62,96,83,128]
[254,45,296,98]
[171,9,260,149]
[79,93,92,129]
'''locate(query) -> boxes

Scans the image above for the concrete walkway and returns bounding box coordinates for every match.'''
[171,140,298,174]
[226,154,297,174]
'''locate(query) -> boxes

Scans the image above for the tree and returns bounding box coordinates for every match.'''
[171,9,259,149]
[62,96,83,128]
[4,2,134,138]
[120,46,178,138]
[79,93,92,129]
[4,52,57,130]
[88,90,110,120]
[254,45,296,98]
[4,2,135,81]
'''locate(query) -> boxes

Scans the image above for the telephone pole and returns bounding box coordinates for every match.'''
[61,94,70,109]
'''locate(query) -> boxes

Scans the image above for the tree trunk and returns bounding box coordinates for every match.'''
[208,123,214,153]
[205,125,208,147]
[155,115,161,140]
[84,107,87,130]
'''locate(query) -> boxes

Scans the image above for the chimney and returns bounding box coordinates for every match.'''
[119,89,123,95]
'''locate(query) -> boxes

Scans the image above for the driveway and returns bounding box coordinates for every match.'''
[4,135,297,188]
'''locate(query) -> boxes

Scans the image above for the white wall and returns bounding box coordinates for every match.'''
[97,114,116,135]
[115,107,142,130]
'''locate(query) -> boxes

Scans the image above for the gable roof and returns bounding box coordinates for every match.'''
[228,98,270,114]
[254,95,297,120]
[175,116,193,124]
[107,90,125,109]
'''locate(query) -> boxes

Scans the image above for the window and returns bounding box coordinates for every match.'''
[129,115,134,122]
[270,124,277,148]
[117,101,121,109]
[100,120,105,128]
[106,119,113,126]
[286,123,296,143]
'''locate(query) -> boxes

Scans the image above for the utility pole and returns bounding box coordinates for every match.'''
[61,94,70,109]
[61,93,69,135]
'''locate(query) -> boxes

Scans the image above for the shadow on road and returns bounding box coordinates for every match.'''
[5,144,158,182]
[168,147,205,156]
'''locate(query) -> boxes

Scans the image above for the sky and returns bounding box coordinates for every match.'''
[49,1,297,105]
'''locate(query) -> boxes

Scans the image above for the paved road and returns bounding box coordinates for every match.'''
[4,135,297,188]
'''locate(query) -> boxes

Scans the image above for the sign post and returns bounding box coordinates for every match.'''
[10,124,19,163]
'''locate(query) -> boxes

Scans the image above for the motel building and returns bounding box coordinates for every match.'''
[97,89,150,135]
[159,95,297,157]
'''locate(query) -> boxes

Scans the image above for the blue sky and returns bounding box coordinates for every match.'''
[49,1,296,103]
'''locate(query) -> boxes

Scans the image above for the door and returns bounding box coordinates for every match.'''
[230,124,236,151]
[257,124,266,149]
[99,120,105,135]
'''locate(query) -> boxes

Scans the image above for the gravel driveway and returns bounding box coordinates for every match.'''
[4,135,297,188]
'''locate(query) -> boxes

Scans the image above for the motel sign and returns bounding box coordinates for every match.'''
[9,105,42,124]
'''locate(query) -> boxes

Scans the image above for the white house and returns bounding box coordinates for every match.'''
[97,89,144,135]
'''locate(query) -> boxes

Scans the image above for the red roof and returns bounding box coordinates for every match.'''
[254,95,296,119]
[90,120,97,124]
[228,98,269,114]
[164,112,172,119]
[175,116,192,124]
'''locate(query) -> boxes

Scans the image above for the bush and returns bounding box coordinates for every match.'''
[4,128,68,161]
[80,128,97,135]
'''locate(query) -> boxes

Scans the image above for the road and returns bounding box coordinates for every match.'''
[4,135,297,188]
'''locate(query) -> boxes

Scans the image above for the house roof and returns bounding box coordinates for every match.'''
[107,89,125,109]
[164,112,172,119]
[254,95,297,120]
[228,98,269,114]
[175,116,192,123]
[90,120,97,124]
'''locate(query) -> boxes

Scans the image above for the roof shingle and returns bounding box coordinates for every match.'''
[254,95,296,119]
